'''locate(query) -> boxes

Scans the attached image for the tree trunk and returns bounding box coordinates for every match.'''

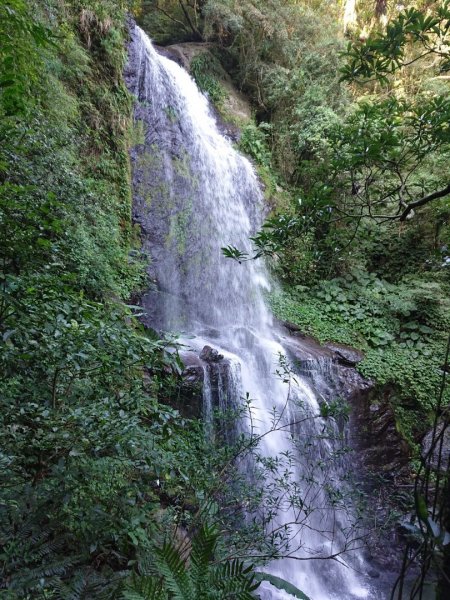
[375,0,387,18]
[343,0,358,33]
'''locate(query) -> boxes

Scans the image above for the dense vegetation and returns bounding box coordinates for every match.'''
[0,1,280,598]
[1,0,170,595]
[1,0,449,598]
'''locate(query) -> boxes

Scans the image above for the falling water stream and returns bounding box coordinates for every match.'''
[125,22,379,600]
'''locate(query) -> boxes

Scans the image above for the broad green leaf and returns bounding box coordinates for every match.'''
[254,572,311,600]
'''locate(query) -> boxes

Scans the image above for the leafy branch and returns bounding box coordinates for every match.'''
[340,1,450,85]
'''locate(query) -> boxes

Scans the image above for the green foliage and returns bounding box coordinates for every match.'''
[216,3,450,289]
[124,524,260,600]
[237,121,294,211]
[123,521,317,600]
[0,0,143,298]
[324,95,450,222]
[203,0,347,183]
[190,52,227,107]
[253,573,311,600]
[138,1,203,45]
[241,92,450,280]
[222,245,251,263]
[0,1,168,597]
[0,0,55,116]
[341,1,450,84]
[0,279,189,595]
[238,122,272,168]
[268,268,450,442]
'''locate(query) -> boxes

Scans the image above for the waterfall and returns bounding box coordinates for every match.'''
[125,22,376,600]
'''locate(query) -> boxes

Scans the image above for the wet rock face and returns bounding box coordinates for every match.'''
[335,364,373,398]
[350,387,411,472]
[153,44,187,67]
[324,342,364,367]
[278,326,370,403]
[277,323,410,473]
[347,385,412,573]
[422,423,450,473]
[157,42,215,71]
[126,21,266,334]
[173,348,235,419]
[175,351,204,418]
[183,365,204,387]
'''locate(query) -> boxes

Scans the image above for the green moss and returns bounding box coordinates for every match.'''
[166,201,193,256]
[173,150,190,179]
[135,147,174,214]
[164,104,179,122]
[190,52,228,108]
[136,145,163,171]
[130,118,146,146]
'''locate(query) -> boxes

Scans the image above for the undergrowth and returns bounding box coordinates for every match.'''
[190,52,227,107]
[268,267,450,445]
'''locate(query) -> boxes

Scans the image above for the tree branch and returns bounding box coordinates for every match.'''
[154,6,190,34]
[399,182,450,221]
[177,0,202,39]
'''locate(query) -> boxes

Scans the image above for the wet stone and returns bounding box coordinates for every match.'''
[183,365,204,386]
[421,422,450,473]
[324,342,364,366]
[200,345,224,362]
[198,328,221,339]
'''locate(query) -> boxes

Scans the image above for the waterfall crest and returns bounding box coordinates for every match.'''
[125,22,374,600]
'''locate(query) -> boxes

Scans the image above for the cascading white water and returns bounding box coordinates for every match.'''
[125,22,376,600]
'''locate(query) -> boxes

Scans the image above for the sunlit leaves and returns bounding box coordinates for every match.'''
[341,2,450,84]
[323,94,450,221]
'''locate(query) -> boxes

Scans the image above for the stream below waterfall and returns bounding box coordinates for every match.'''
[125,21,390,600]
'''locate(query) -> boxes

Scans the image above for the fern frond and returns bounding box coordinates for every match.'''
[122,592,148,600]
[53,567,125,600]
[29,536,66,561]
[190,524,218,597]
[137,551,155,577]
[96,570,128,600]
[122,574,167,600]
[211,560,260,599]
[155,542,194,600]
[55,568,93,600]
[12,554,81,588]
